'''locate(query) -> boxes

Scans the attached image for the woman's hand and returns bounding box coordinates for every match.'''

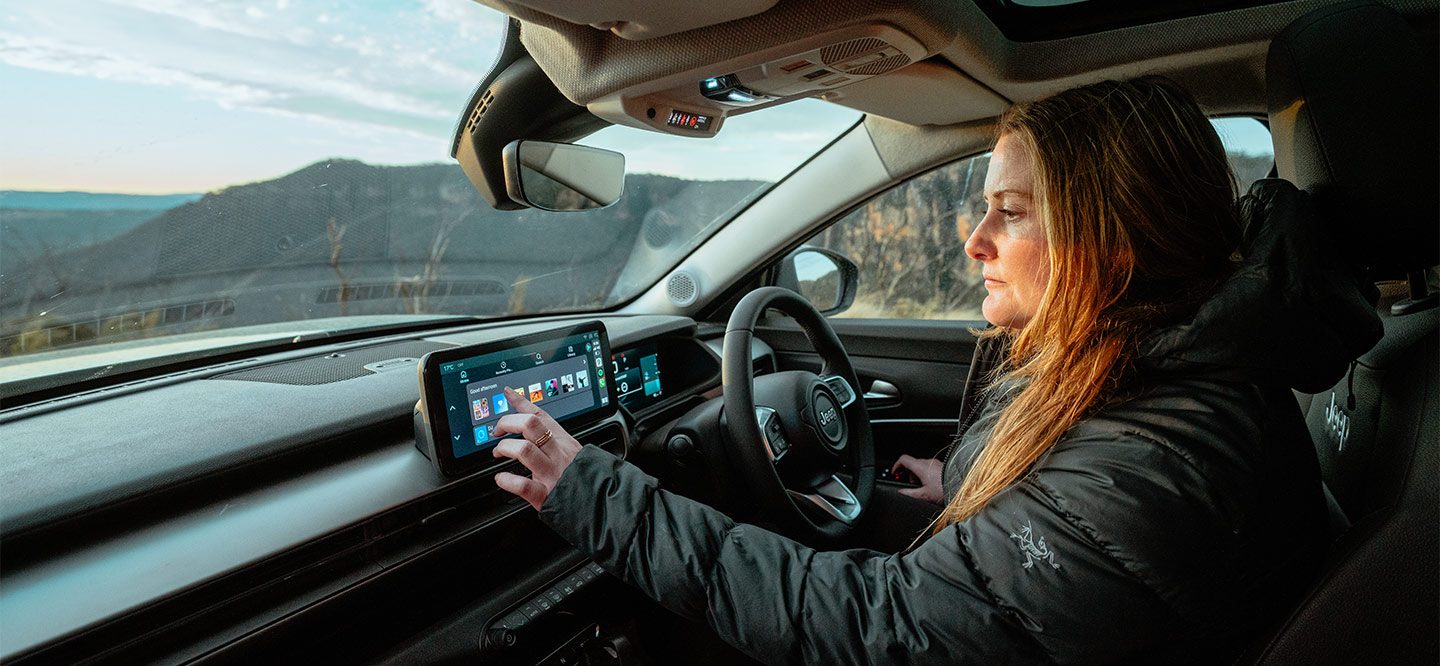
[890,454,945,504]
[491,386,583,510]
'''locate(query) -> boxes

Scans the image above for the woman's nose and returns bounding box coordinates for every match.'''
[965,217,996,262]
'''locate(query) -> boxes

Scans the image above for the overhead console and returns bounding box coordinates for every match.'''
[475,0,781,41]
[587,26,928,137]
[473,0,964,138]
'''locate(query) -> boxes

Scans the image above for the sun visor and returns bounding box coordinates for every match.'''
[474,0,780,40]
[817,61,1009,126]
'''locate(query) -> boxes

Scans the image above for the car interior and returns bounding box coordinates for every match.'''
[0,0,1435,664]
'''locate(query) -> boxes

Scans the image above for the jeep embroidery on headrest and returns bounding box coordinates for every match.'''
[1325,392,1351,452]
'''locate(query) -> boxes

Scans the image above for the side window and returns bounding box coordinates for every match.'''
[809,153,992,321]
[796,117,1274,321]
[1211,116,1275,194]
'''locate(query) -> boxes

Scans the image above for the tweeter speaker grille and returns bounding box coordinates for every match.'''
[666,270,699,307]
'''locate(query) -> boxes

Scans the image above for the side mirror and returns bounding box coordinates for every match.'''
[776,247,859,316]
[502,140,625,211]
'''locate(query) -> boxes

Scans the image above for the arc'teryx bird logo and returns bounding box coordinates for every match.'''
[1010,521,1060,570]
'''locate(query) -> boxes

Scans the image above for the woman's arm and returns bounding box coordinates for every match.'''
[540,445,1048,664]
[541,442,1194,664]
[494,389,1194,664]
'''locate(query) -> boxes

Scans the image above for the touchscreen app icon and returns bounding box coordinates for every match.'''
[562,374,575,393]
[470,398,485,421]
[546,378,560,397]
[473,425,489,444]
[492,393,508,414]
[528,383,544,403]
[577,369,590,389]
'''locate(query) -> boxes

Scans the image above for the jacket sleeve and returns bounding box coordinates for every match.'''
[539,444,1190,665]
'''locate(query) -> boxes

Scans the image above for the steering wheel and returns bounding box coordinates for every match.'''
[722,287,874,544]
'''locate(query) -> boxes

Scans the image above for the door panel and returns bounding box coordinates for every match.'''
[757,317,978,421]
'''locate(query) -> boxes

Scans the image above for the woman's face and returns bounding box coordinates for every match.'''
[965,134,1050,329]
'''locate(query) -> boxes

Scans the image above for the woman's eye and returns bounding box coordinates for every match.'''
[999,208,1021,221]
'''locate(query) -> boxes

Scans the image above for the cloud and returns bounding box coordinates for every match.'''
[100,0,313,46]
[1,0,499,140]
[421,0,506,42]
[0,33,279,108]
[767,130,832,143]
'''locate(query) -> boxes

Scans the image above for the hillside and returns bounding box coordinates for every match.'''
[1,191,205,253]
[0,191,202,210]
[2,160,766,334]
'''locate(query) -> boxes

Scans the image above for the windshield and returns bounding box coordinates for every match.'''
[0,1,861,376]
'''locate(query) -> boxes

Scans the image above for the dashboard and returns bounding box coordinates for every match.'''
[611,337,724,416]
[0,314,771,664]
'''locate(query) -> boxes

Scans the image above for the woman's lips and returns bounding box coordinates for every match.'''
[984,276,1005,286]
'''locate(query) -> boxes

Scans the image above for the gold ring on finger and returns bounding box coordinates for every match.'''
[534,429,554,448]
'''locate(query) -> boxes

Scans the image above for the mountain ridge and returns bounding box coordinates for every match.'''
[0,191,204,211]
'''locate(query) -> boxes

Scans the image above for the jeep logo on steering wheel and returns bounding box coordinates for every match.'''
[815,392,844,444]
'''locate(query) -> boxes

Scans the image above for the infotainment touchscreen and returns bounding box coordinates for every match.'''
[417,321,616,477]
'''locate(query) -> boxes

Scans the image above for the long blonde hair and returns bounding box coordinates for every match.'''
[935,77,1242,530]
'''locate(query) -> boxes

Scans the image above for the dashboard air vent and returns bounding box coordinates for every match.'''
[579,421,628,458]
[213,340,451,386]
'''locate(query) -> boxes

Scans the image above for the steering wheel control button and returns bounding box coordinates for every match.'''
[822,375,856,407]
[754,406,788,460]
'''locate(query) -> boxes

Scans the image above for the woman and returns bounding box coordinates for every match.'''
[489,77,1379,663]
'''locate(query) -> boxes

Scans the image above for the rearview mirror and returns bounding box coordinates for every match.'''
[502,140,625,211]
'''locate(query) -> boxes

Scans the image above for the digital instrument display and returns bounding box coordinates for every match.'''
[611,343,663,412]
[418,322,617,476]
[666,109,713,131]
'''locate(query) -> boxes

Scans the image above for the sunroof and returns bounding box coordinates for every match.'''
[973,0,1286,42]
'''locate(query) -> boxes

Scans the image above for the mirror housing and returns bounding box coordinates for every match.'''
[776,247,858,316]
[501,140,625,211]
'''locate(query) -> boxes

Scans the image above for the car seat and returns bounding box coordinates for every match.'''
[1243,2,1439,663]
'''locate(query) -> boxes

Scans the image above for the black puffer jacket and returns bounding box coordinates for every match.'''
[539,180,1381,664]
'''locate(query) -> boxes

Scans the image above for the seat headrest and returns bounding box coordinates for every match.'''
[1266,1,1439,277]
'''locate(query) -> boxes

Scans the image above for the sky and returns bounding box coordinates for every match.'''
[0,0,860,194]
[0,0,1269,195]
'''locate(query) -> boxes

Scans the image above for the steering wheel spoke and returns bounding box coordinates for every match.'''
[786,475,862,525]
